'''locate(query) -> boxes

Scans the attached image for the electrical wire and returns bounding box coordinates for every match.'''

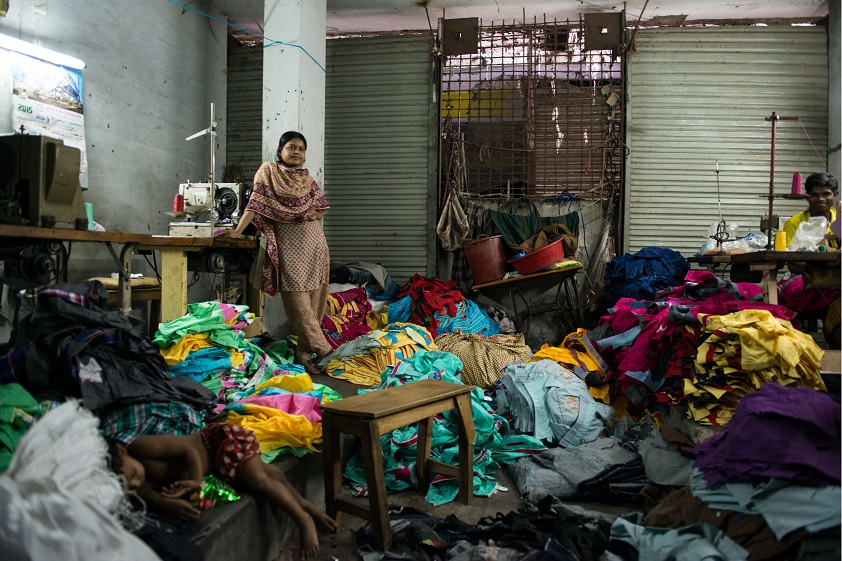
[142,252,161,282]
[164,0,326,72]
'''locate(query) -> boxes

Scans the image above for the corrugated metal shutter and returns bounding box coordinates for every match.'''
[226,47,263,181]
[324,35,437,283]
[625,26,828,257]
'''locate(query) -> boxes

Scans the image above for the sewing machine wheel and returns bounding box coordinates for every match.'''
[215,187,238,221]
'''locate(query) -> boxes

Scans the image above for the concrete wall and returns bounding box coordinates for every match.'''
[0,0,227,283]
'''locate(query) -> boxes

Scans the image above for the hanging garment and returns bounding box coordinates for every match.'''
[490,197,580,248]
[436,191,470,252]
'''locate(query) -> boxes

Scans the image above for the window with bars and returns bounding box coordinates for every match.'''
[441,19,623,202]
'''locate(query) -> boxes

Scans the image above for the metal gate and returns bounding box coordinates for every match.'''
[625,26,829,256]
[324,35,438,283]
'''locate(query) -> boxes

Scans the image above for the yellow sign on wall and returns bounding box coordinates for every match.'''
[441,90,515,119]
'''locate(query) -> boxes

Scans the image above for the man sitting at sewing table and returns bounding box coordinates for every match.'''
[784,171,839,255]
[780,171,840,349]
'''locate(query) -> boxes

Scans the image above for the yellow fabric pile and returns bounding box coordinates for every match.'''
[688,309,826,425]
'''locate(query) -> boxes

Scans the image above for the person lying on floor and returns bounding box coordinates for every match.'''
[109,422,336,560]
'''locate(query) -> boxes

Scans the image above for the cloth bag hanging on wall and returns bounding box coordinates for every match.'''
[436,192,470,252]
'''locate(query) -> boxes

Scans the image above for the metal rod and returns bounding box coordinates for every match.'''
[764,112,800,249]
[766,112,777,249]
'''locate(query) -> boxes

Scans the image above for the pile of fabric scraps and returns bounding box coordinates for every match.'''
[688,309,825,424]
[389,276,499,338]
[0,382,58,471]
[392,274,498,338]
[586,270,823,424]
[221,372,341,461]
[434,331,531,389]
[157,301,343,460]
[618,383,841,561]
[495,359,615,447]
[356,499,621,561]
[507,434,647,505]
[318,322,438,386]
[601,246,690,308]
[343,350,545,505]
[527,327,611,399]
[329,261,400,303]
[0,282,212,414]
[320,285,374,349]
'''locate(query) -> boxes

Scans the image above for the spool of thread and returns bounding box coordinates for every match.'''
[173,193,184,212]
[774,230,787,251]
[791,172,803,195]
[84,203,94,231]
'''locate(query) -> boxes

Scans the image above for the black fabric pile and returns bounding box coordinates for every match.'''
[0,280,213,412]
[356,498,616,561]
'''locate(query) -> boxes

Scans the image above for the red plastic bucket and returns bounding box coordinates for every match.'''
[462,235,509,284]
[507,238,565,275]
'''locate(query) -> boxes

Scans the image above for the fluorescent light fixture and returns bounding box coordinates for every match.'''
[0,33,85,69]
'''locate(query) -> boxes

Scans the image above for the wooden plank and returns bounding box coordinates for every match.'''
[319,379,474,419]
[472,266,583,291]
[142,235,258,250]
[0,224,153,244]
[160,249,188,322]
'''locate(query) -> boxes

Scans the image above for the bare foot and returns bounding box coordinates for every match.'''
[298,516,320,560]
[303,502,337,533]
[298,357,321,376]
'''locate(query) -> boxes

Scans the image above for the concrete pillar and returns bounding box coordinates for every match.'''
[262,0,326,187]
[261,0,326,337]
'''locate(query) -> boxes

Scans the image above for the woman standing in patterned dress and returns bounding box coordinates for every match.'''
[216,131,332,374]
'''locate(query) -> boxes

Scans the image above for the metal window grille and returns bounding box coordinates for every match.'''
[441,17,623,203]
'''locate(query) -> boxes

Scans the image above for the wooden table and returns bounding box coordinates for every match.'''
[320,379,476,551]
[472,266,584,337]
[688,250,841,304]
[0,224,262,332]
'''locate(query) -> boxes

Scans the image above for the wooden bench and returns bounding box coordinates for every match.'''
[320,379,476,551]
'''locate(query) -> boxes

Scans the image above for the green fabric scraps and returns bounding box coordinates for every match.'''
[0,383,52,472]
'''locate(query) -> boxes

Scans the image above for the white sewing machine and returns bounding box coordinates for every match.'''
[168,181,250,237]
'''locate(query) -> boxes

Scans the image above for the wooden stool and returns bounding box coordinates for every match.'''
[320,379,476,551]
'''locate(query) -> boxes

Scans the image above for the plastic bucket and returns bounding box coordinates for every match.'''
[507,238,565,275]
[462,235,509,284]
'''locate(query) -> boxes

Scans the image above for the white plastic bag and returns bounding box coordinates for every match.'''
[790,216,827,251]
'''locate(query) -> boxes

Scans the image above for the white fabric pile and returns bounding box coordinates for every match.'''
[0,400,161,561]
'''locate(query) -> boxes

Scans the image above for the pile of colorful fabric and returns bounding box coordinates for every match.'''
[390,274,499,337]
[156,301,340,458]
[320,286,375,349]
[318,322,438,386]
[435,331,531,389]
[531,270,827,425]
[617,383,841,560]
